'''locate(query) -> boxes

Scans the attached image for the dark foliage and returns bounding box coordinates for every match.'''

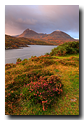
[50,41,79,56]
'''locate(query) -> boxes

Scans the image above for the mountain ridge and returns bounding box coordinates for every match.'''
[17,28,74,41]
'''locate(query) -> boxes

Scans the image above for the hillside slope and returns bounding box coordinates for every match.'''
[5,41,79,115]
[5,35,53,49]
[5,54,79,115]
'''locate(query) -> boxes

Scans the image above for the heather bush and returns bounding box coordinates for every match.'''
[58,59,78,67]
[8,69,54,90]
[31,55,54,66]
[31,55,52,61]
[5,63,16,70]
[20,75,63,111]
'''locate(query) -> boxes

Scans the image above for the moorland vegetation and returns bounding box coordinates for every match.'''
[5,41,79,115]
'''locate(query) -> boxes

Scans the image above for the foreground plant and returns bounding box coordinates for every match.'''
[20,75,63,111]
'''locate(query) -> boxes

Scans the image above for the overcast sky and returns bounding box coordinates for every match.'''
[5,5,79,39]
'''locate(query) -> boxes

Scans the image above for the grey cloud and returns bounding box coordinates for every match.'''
[5,5,79,37]
[17,18,37,25]
[38,5,79,32]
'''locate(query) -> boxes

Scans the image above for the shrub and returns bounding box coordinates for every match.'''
[31,55,52,61]
[16,58,22,64]
[16,58,22,62]
[50,41,79,56]
[5,63,16,70]
[21,59,28,65]
[41,59,54,65]
[45,53,50,55]
[12,69,54,89]
[31,55,54,66]
[20,75,63,111]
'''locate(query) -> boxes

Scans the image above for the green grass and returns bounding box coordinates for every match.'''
[5,53,79,115]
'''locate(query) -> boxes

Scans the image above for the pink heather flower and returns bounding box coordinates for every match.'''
[60,84,62,87]
[33,82,36,85]
[44,83,47,86]
[60,89,63,92]
[50,81,52,83]
[56,88,58,90]
[45,88,47,90]
[45,100,47,103]
[42,100,47,104]
[31,89,33,91]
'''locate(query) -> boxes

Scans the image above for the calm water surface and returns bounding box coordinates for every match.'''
[5,45,57,64]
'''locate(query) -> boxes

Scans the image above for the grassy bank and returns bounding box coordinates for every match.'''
[5,41,79,115]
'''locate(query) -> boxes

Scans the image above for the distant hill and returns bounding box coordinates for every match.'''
[18,29,74,41]
[5,34,53,49]
[18,29,38,38]
[49,30,73,40]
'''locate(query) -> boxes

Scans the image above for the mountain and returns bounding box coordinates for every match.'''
[18,28,74,41]
[18,29,39,38]
[49,30,73,40]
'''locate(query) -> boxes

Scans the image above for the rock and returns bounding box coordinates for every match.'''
[70,98,77,102]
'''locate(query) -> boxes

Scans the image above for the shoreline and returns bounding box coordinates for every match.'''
[5,44,57,50]
[5,45,29,50]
